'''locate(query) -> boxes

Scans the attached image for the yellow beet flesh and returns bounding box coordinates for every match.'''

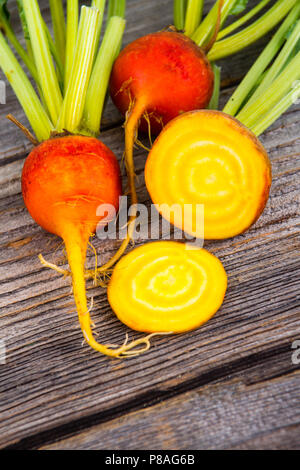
[145,110,272,240]
[107,241,227,333]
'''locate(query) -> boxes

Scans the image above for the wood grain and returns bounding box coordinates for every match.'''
[41,373,300,450]
[0,0,299,450]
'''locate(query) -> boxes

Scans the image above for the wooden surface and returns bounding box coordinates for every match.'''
[0,0,299,450]
[43,373,300,450]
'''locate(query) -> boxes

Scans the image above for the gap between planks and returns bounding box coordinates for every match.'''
[4,344,300,450]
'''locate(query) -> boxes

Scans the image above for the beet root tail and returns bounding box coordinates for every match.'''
[97,98,148,273]
[64,229,160,358]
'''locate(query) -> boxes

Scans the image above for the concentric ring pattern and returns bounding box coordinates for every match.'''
[145,111,272,239]
[108,242,227,333]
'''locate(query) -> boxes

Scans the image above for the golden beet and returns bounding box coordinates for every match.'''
[22,136,159,358]
[145,110,272,240]
[108,241,227,333]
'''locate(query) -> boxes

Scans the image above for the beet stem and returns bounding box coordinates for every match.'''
[208,0,298,62]
[237,51,300,130]
[192,0,236,47]
[245,19,300,110]
[49,0,66,66]
[252,82,300,136]
[0,31,54,141]
[23,0,63,125]
[0,6,38,82]
[65,0,79,91]
[174,0,187,31]
[217,0,271,41]
[223,3,300,117]
[91,0,106,53]
[83,16,126,135]
[184,0,204,38]
[203,0,224,53]
[57,6,100,133]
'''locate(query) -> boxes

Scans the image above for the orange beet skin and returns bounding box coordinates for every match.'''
[22,136,122,239]
[21,136,128,357]
[110,32,214,135]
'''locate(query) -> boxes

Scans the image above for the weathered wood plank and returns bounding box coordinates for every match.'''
[41,373,300,450]
[5,343,298,449]
[0,0,299,450]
